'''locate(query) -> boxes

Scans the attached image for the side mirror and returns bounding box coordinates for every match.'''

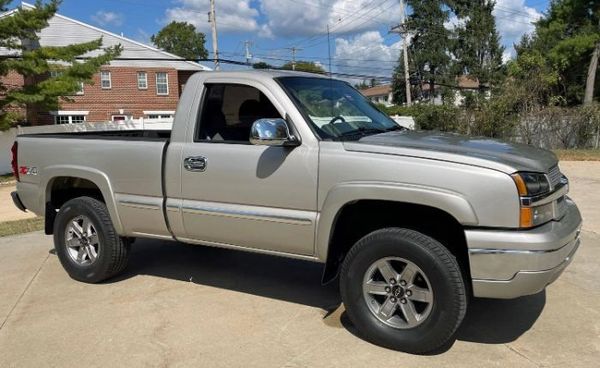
[250,118,299,147]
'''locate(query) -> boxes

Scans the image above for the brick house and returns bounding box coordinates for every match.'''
[0,2,210,126]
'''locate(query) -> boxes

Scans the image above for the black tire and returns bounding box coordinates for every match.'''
[340,228,467,354]
[53,196,130,283]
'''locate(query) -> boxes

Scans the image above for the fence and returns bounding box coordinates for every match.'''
[0,118,173,174]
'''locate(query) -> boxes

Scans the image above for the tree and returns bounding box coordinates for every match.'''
[151,21,208,60]
[0,0,121,130]
[450,0,505,88]
[281,61,325,74]
[354,80,370,90]
[252,61,273,69]
[406,0,452,102]
[512,0,599,105]
[585,42,599,104]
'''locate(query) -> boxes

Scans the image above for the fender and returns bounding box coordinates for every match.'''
[315,181,478,261]
[41,165,124,234]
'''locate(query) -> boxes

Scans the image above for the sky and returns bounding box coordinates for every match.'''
[17,0,550,79]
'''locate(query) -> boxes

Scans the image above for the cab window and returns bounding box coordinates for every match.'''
[197,84,282,143]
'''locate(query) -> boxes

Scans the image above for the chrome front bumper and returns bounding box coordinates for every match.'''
[466,197,582,299]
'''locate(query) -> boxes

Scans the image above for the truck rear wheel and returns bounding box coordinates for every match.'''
[53,197,130,283]
[340,228,467,354]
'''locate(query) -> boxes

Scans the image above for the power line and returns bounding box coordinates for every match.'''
[262,0,394,52]
[300,1,399,50]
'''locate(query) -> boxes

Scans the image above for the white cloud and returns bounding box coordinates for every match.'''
[334,31,401,75]
[260,0,401,38]
[258,24,274,39]
[91,11,124,27]
[164,0,260,34]
[493,0,542,54]
[444,15,468,31]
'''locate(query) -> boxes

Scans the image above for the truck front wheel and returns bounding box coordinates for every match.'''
[340,228,467,354]
[53,197,130,283]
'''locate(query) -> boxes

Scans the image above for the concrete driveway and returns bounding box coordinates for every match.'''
[0,162,599,367]
[0,183,37,222]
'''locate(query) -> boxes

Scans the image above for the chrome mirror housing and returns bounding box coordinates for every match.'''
[250,118,299,146]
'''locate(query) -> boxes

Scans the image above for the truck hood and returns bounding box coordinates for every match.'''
[344,130,558,173]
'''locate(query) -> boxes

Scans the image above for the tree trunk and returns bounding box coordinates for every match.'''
[584,42,599,105]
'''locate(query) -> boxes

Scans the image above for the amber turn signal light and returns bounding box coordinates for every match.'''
[511,174,528,196]
[520,207,533,228]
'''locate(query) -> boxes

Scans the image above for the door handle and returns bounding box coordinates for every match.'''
[184,156,207,172]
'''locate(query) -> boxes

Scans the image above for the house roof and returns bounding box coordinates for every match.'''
[456,76,480,89]
[360,84,392,97]
[1,3,211,71]
[420,76,481,91]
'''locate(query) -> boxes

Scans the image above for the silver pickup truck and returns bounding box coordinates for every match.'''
[11,70,581,353]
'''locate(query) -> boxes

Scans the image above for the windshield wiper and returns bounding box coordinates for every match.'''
[337,127,386,141]
[385,125,406,132]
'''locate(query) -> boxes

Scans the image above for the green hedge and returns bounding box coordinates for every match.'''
[380,103,600,148]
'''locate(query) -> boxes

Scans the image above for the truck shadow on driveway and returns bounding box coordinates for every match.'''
[110,239,546,351]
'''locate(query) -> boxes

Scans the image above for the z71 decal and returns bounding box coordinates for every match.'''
[19,166,38,176]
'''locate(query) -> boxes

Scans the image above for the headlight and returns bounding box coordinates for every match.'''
[511,172,553,228]
[511,172,550,197]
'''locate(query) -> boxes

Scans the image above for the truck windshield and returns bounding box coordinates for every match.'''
[277,77,402,141]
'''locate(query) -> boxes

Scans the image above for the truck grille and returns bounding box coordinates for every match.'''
[548,165,562,189]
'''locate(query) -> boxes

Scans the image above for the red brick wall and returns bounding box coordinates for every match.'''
[49,67,183,125]
[0,70,26,120]
[1,67,203,126]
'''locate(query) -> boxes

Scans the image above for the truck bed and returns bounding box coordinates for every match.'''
[18,130,171,141]
[16,130,172,237]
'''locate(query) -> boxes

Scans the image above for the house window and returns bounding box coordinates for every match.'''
[76,82,84,95]
[54,114,86,125]
[144,111,175,120]
[156,72,169,95]
[55,115,70,125]
[101,71,111,89]
[146,114,173,120]
[71,115,85,123]
[137,72,148,90]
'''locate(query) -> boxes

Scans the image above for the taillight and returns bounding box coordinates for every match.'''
[11,141,19,182]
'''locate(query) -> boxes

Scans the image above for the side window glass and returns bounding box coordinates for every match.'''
[197,84,282,143]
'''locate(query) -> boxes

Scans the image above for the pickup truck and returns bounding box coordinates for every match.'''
[11,70,582,354]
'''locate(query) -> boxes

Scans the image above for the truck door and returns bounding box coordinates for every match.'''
[175,82,319,256]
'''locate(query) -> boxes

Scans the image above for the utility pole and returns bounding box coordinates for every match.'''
[208,0,220,70]
[390,0,412,106]
[327,24,332,77]
[244,40,253,65]
[286,47,302,71]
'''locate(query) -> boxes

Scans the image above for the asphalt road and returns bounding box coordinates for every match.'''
[0,162,598,367]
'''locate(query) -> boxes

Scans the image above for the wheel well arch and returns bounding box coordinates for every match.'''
[322,200,470,287]
[44,176,106,235]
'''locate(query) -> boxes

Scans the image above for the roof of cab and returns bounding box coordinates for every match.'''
[197,69,331,80]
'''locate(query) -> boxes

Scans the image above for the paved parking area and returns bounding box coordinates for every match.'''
[0,184,36,222]
[0,162,598,367]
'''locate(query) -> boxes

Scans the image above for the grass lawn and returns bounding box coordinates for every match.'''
[0,173,15,183]
[0,217,44,237]
[554,149,600,161]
